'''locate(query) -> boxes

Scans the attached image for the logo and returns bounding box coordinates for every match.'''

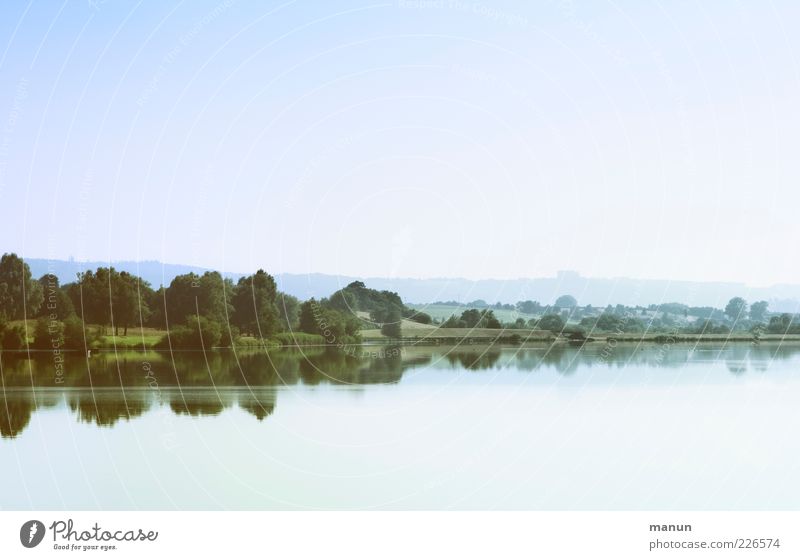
[20,520,46,548]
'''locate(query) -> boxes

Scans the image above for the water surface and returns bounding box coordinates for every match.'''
[2,343,798,509]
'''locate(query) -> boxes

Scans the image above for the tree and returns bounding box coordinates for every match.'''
[67,268,151,335]
[162,271,230,327]
[767,314,793,334]
[298,299,320,334]
[276,292,300,330]
[297,298,359,342]
[380,307,402,338]
[536,314,565,333]
[725,297,748,323]
[0,322,26,350]
[112,271,152,335]
[32,316,63,350]
[403,308,432,324]
[62,316,95,350]
[555,295,577,309]
[37,273,75,321]
[457,309,501,329]
[516,300,542,314]
[750,301,769,322]
[0,253,43,320]
[442,314,464,328]
[230,270,280,337]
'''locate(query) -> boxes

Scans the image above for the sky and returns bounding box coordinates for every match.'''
[0,0,798,286]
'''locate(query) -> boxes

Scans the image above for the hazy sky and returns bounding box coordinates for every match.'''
[1,1,798,285]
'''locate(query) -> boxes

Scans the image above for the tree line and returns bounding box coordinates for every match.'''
[2,252,799,351]
[0,254,409,350]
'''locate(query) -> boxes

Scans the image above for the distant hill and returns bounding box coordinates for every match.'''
[23,259,800,312]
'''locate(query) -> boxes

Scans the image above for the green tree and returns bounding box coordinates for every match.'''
[156,315,223,349]
[442,314,464,328]
[298,299,320,334]
[750,301,769,322]
[555,295,577,309]
[380,307,402,338]
[767,314,793,334]
[725,297,748,323]
[276,292,300,330]
[0,253,44,320]
[536,314,565,333]
[37,273,75,321]
[297,299,359,342]
[230,270,280,337]
[32,316,63,350]
[67,268,152,335]
[403,309,432,324]
[62,315,94,350]
[162,271,230,327]
[0,322,27,350]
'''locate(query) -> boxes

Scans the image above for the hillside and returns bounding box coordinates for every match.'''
[23,258,800,311]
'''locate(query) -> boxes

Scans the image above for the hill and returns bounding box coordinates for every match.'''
[23,259,800,311]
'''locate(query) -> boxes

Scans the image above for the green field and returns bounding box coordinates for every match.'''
[360,316,554,341]
[407,303,537,323]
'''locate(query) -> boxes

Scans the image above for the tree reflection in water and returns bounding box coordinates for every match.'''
[1,342,799,438]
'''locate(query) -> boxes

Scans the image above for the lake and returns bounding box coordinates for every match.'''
[1,342,798,510]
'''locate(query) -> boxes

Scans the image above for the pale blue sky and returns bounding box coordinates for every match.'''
[1,1,798,285]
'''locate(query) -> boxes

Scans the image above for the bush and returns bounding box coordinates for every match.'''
[536,314,565,333]
[219,325,240,348]
[156,315,223,349]
[32,317,63,350]
[62,316,98,350]
[403,309,432,324]
[0,324,27,350]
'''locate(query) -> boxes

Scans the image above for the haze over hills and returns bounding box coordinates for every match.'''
[24,258,800,312]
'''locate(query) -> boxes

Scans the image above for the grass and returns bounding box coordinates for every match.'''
[100,327,166,348]
[407,303,537,323]
[361,323,554,342]
[9,317,800,351]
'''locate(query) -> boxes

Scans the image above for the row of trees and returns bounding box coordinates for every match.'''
[0,254,413,350]
[2,253,800,350]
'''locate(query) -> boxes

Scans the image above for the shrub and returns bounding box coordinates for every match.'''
[156,315,223,349]
[32,317,63,350]
[62,316,98,350]
[0,324,27,350]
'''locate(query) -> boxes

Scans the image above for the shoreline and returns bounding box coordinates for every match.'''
[2,334,799,354]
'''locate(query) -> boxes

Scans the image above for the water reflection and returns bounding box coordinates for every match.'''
[1,342,798,439]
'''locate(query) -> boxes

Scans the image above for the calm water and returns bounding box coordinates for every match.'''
[1,342,799,510]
